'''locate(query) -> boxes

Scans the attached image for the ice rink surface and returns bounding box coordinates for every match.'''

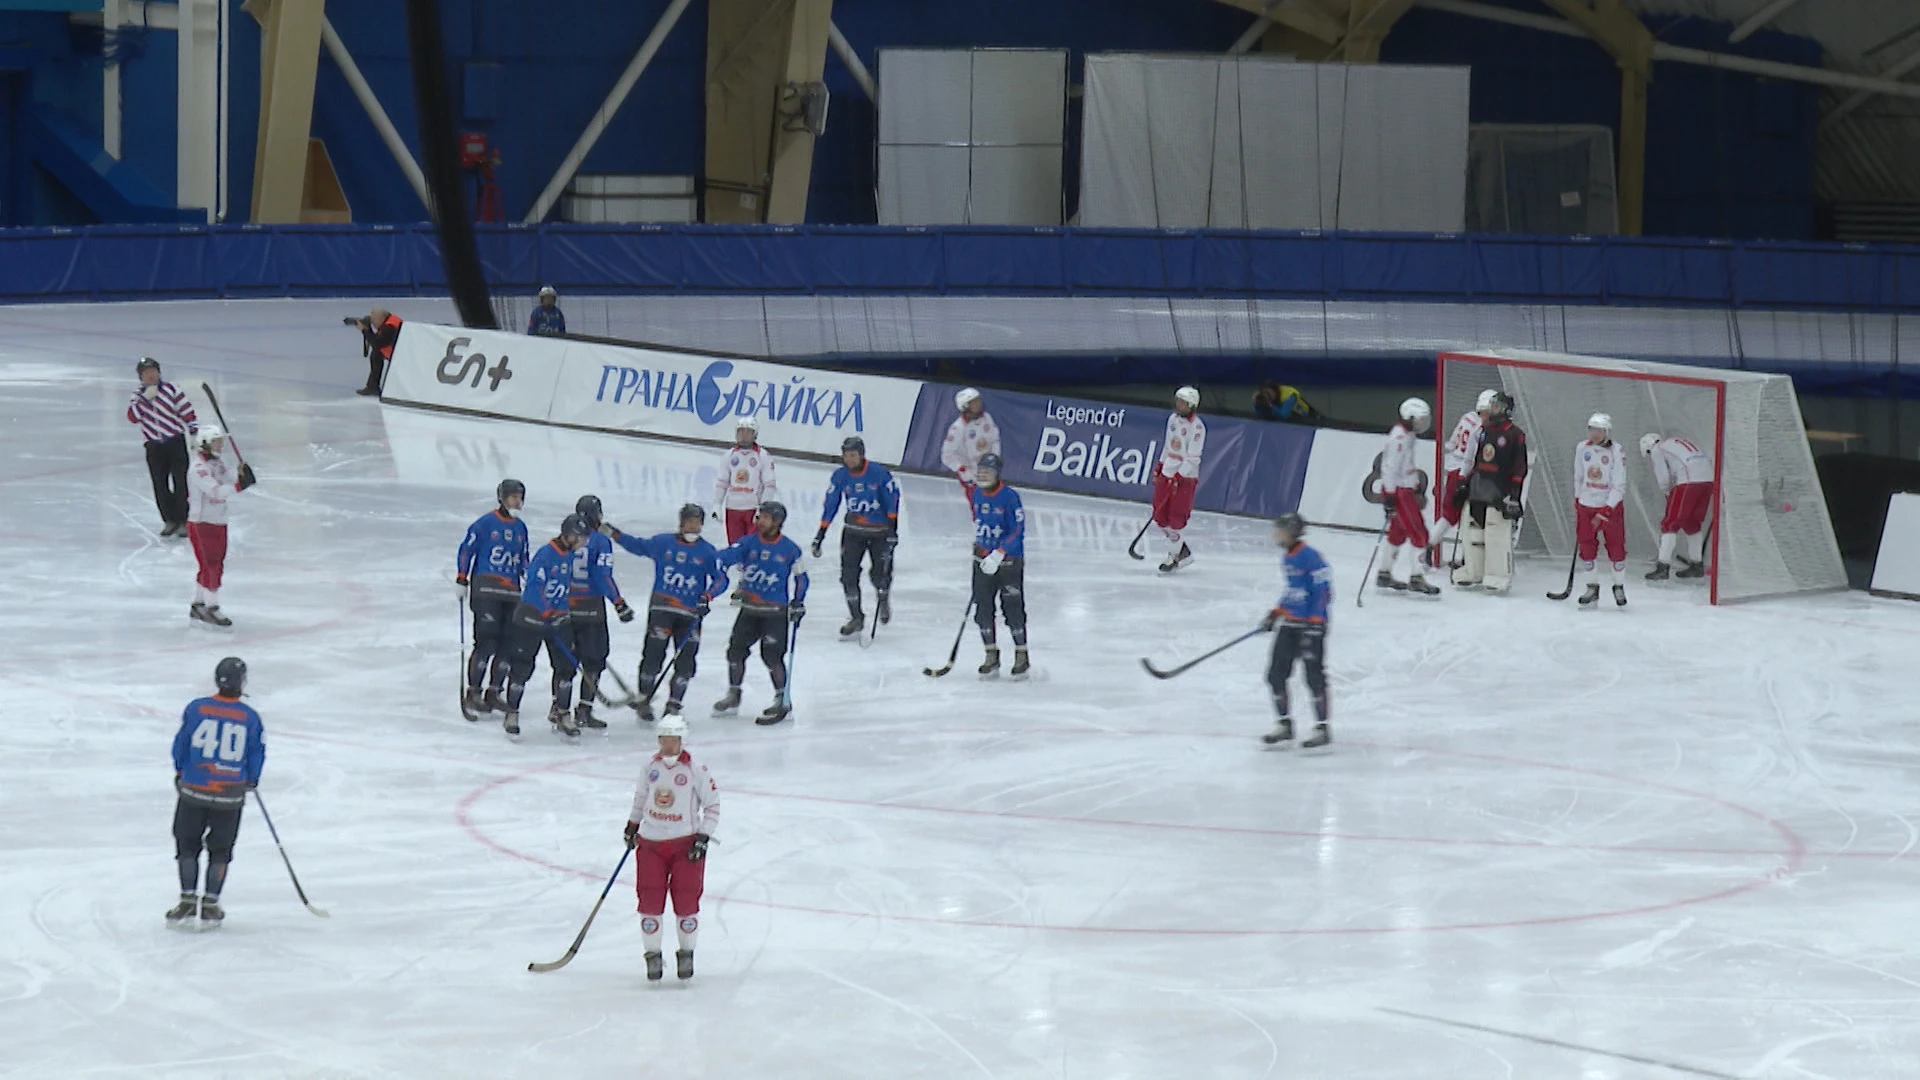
[6,299,1920,1079]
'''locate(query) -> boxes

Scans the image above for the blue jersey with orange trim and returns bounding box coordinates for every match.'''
[521,539,575,618]
[1275,541,1333,623]
[614,531,728,614]
[457,509,528,598]
[172,695,265,808]
[969,483,1025,559]
[568,530,623,613]
[820,462,900,534]
[716,532,810,609]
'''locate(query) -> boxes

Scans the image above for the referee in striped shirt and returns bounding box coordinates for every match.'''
[127,357,198,537]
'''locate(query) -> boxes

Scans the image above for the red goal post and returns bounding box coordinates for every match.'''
[1436,349,1846,605]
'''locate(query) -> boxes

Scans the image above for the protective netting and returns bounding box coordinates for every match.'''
[1440,349,1846,603]
[1466,125,1618,235]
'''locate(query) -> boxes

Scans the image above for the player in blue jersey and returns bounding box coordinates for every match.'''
[811,436,901,638]
[714,501,810,725]
[564,495,634,730]
[501,514,593,738]
[968,454,1030,678]
[456,479,530,721]
[167,657,265,927]
[1260,512,1333,751]
[609,503,728,719]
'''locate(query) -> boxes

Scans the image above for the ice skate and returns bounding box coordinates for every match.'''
[502,709,521,736]
[645,951,664,982]
[1578,584,1601,607]
[1613,585,1628,607]
[876,593,891,625]
[483,688,507,713]
[635,696,655,721]
[756,700,793,726]
[1645,562,1671,581]
[1405,575,1440,596]
[202,606,232,628]
[838,614,865,638]
[662,701,683,717]
[712,688,742,715]
[549,704,579,737]
[164,894,199,923]
[1300,723,1332,753]
[1376,570,1405,591]
[1010,647,1030,679]
[1676,561,1706,580]
[676,949,695,980]
[1158,544,1192,573]
[198,898,224,926]
[978,645,1001,677]
[460,687,485,722]
[1261,717,1295,748]
[575,703,606,730]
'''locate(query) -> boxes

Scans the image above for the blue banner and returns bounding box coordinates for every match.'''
[900,385,1314,519]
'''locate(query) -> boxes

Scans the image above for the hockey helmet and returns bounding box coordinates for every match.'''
[136,356,161,374]
[1485,390,1514,417]
[214,656,247,696]
[574,494,604,528]
[842,435,867,457]
[955,387,982,412]
[194,422,227,451]
[1399,397,1432,432]
[1639,433,1661,456]
[560,513,592,542]
[538,285,557,300]
[757,500,789,529]
[975,453,1004,486]
[1273,512,1307,543]
[678,502,705,525]
[1475,388,1501,412]
[734,416,759,444]
[497,478,526,505]
[1174,386,1201,409]
[655,715,689,739]
[1587,412,1613,432]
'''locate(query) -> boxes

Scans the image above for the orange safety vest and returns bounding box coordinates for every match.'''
[377,313,404,360]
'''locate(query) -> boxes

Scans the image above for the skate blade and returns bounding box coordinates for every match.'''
[1299,742,1334,756]
[1260,736,1295,751]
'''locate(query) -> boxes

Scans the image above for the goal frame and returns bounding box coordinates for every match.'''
[1436,351,1728,605]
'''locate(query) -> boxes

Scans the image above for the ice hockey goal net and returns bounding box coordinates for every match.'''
[1438,349,1845,604]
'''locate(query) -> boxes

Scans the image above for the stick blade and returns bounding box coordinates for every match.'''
[527,952,575,974]
[1139,658,1177,680]
[922,664,953,678]
[306,904,332,918]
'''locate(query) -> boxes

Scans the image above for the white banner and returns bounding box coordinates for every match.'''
[1871,493,1920,600]
[1298,427,1437,532]
[383,324,921,464]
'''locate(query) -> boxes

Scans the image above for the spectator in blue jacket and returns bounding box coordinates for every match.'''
[528,287,567,336]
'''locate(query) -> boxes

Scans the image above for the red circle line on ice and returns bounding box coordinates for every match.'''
[456,731,1807,937]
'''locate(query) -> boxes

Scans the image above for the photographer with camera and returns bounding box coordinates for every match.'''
[344,307,404,396]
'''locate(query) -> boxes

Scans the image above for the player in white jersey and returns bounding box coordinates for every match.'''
[711,418,778,545]
[1375,397,1440,595]
[941,388,1002,505]
[622,716,718,983]
[186,424,257,627]
[1641,432,1715,580]
[1572,413,1629,607]
[1431,392,1490,568]
[1152,386,1206,572]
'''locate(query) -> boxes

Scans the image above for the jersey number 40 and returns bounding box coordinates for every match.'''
[190,718,249,763]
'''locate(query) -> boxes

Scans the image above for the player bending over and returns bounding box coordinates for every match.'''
[168,658,264,927]
[565,495,634,729]
[609,504,728,720]
[1573,413,1629,607]
[1375,397,1439,595]
[813,436,901,637]
[1641,432,1714,581]
[969,453,1031,678]
[1152,386,1206,573]
[1261,514,1332,751]
[500,515,592,738]
[624,716,719,982]
[457,479,529,720]
[714,502,809,725]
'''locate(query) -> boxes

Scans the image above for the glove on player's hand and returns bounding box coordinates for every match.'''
[236,464,258,491]
[686,833,710,862]
[1503,496,1524,522]
[623,821,638,848]
[788,600,806,624]
[615,599,635,623]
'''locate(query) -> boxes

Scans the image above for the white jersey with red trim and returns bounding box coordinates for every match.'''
[1158,412,1206,479]
[711,444,778,512]
[1378,422,1421,493]
[941,413,1002,483]
[187,449,238,525]
[1648,436,1713,491]
[628,752,719,842]
[1442,411,1482,475]
[1572,439,1627,509]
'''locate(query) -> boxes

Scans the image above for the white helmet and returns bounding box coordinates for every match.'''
[655,715,689,738]
[195,423,226,450]
[537,285,557,299]
[1640,433,1662,456]
[734,416,759,434]
[1587,412,1613,431]
[1475,388,1501,411]
[1174,386,1200,409]
[955,387,981,411]
[1399,397,1431,425]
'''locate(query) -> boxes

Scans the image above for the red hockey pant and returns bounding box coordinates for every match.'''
[1383,489,1428,548]
[634,834,706,917]
[1151,473,1196,531]
[723,509,756,545]
[1576,504,1626,562]
[1436,471,1466,528]
[1661,483,1713,535]
[188,522,228,590]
